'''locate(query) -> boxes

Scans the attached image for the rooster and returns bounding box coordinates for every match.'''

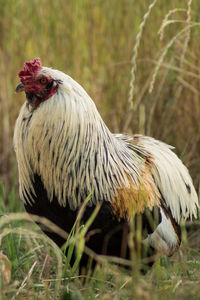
[14,58,199,269]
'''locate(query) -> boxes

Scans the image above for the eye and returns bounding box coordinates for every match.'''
[39,77,48,85]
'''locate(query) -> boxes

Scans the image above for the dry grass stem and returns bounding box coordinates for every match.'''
[180,0,193,66]
[149,22,200,93]
[158,8,187,40]
[140,58,200,79]
[128,0,158,110]
[11,261,37,300]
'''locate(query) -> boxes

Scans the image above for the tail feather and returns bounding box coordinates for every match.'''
[133,135,199,223]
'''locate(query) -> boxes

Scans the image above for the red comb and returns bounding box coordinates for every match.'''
[18,58,42,84]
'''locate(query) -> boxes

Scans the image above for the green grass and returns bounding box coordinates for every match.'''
[0,0,200,299]
[0,183,200,299]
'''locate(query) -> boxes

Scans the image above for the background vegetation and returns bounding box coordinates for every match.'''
[0,0,200,299]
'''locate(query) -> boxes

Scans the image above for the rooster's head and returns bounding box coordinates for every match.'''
[16,58,60,109]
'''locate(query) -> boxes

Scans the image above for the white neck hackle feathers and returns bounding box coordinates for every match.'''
[14,66,199,224]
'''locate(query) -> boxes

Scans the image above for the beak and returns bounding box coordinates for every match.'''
[15,83,25,93]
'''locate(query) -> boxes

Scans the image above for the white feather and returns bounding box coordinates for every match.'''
[133,135,199,223]
[145,209,180,255]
